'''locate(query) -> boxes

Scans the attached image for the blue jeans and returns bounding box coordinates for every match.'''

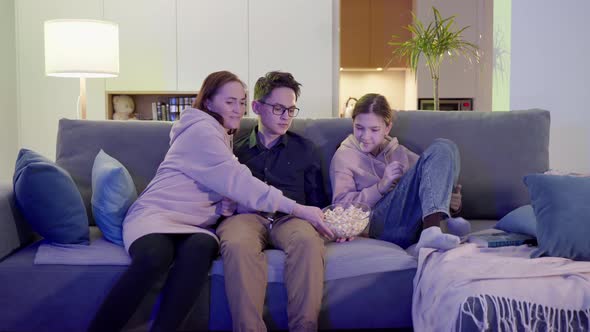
[369,139,460,248]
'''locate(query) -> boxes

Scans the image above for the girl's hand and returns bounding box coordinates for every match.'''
[378,161,404,194]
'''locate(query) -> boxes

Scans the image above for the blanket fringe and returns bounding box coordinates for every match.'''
[459,294,590,331]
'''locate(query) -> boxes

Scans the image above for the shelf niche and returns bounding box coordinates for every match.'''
[106,91,197,121]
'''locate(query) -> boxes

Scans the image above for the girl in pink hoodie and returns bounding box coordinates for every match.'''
[330,93,469,250]
[89,71,325,332]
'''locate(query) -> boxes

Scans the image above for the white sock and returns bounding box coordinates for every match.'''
[446,217,471,237]
[415,226,460,251]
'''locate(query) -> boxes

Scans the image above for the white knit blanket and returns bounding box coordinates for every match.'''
[413,244,590,331]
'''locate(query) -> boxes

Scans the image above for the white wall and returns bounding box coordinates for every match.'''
[339,70,407,113]
[14,0,336,159]
[511,1,590,173]
[0,0,18,182]
[415,0,491,112]
[248,0,334,119]
[15,0,105,160]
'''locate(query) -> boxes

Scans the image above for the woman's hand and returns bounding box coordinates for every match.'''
[378,161,404,194]
[217,197,237,217]
[292,204,334,240]
[450,184,462,213]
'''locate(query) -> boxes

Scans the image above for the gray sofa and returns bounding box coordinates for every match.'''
[0,109,550,332]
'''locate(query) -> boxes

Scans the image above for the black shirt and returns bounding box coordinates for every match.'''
[233,125,328,209]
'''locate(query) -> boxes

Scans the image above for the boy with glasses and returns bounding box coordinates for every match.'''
[216,71,332,332]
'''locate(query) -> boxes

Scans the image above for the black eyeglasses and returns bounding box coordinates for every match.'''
[259,101,300,117]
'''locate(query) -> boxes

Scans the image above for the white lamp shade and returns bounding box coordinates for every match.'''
[44,19,119,78]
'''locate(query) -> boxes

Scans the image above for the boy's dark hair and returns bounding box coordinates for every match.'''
[253,71,302,101]
[352,93,396,126]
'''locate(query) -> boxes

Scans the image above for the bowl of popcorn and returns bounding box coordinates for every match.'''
[322,202,371,239]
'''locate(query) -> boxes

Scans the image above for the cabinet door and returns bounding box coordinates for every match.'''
[249,0,335,118]
[340,0,372,68]
[177,0,248,91]
[371,0,412,68]
[104,0,177,91]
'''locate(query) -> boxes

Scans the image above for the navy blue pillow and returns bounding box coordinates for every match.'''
[494,205,537,237]
[13,149,89,245]
[524,174,590,260]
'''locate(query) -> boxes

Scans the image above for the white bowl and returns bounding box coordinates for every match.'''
[322,202,371,238]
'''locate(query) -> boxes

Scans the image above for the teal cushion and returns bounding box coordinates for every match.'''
[494,205,537,237]
[91,150,137,246]
[13,149,89,244]
[525,174,590,260]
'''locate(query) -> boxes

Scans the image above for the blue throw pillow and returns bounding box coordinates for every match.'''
[91,150,137,246]
[494,205,537,237]
[524,174,590,260]
[13,149,89,245]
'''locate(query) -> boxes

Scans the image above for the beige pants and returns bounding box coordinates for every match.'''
[216,214,326,332]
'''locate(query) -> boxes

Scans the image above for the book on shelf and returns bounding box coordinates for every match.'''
[466,229,537,248]
[151,97,195,121]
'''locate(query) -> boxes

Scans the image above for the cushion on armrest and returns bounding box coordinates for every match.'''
[0,183,34,261]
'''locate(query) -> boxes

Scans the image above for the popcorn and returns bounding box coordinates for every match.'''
[323,204,371,238]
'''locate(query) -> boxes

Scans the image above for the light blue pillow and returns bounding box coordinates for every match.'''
[494,205,537,237]
[91,150,137,246]
[13,149,89,244]
[524,174,590,260]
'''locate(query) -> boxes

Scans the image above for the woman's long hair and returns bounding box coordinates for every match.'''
[192,71,246,134]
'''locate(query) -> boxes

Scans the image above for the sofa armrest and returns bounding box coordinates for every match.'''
[0,182,34,261]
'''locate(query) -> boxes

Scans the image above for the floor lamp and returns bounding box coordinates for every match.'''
[44,19,119,120]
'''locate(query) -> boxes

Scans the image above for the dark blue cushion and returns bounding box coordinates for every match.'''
[13,149,89,245]
[494,205,537,237]
[525,174,590,260]
[91,150,137,246]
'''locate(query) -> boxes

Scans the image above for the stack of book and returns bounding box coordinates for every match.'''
[152,97,196,121]
[466,229,537,248]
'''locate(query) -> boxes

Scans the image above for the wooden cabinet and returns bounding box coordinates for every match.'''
[341,0,372,68]
[341,0,412,69]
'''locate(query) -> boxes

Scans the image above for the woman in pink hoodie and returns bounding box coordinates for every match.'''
[330,93,469,250]
[89,71,325,332]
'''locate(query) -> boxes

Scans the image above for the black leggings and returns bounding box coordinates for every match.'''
[88,232,219,332]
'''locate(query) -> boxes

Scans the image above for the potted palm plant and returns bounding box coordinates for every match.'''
[389,7,479,111]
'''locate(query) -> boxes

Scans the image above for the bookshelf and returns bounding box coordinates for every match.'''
[106,91,197,121]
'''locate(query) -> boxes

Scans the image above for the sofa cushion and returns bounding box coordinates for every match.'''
[526,174,590,260]
[210,237,417,282]
[34,227,130,265]
[13,149,89,245]
[91,150,137,246]
[494,205,537,237]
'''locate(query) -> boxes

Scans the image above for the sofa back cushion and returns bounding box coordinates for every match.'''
[57,120,172,225]
[56,109,549,224]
